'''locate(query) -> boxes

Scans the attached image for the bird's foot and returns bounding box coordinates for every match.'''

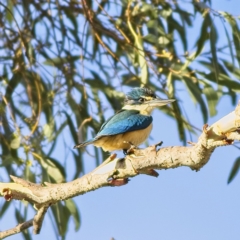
[155,141,163,147]
[123,141,138,155]
[154,141,163,151]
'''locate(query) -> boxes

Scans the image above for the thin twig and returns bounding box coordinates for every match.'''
[0,219,33,239]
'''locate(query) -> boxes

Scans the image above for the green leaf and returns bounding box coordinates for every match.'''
[43,123,54,141]
[63,7,78,30]
[143,34,158,44]
[228,88,237,105]
[218,78,240,91]
[10,134,21,149]
[172,100,186,144]
[122,74,140,86]
[175,5,193,27]
[5,73,22,101]
[158,36,170,45]
[166,72,174,97]
[0,201,11,218]
[228,157,240,184]
[38,157,65,183]
[198,70,240,92]
[146,20,165,35]
[5,0,14,23]
[102,88,124,110]
[43,55,80,66]
[72,151,83,179]
[46,120,68,156]
[168,15,187,51]
[127,16,148,85]
[198,60,228,76]
[51,201,70,236]
[222,12,240,68]
[160,7,172,18]
[221,18,235,72]
[25,41,36,65]
[182,77,208,123]
[15,209,32,240]
[65,199,81,231]
[223,61,240,79]
[62,111,79,145]
[209,23,219,82]
[195,14,211,58]
[140,3,153,13]
[24,161,36,183]
[201,82,218,116]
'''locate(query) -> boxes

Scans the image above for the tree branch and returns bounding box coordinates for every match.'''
[0,219,33,239]
[0,103,240,238]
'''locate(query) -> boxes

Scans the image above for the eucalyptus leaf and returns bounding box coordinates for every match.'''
[228,157,240,184]
[65,199,81,231]
[36,156,66,183]
[10,135,21,149]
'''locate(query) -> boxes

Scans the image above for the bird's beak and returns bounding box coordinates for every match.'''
[146,98,175,107]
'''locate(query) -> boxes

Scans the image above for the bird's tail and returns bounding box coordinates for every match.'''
[73,139,94,149]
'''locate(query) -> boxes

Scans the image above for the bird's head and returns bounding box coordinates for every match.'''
[123,87,175,114]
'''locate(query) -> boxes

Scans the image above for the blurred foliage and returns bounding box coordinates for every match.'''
[228,156,240,184]
[0,0,240,238]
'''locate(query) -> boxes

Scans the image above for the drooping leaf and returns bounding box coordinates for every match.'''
[72,151,83,180]
[51,201,70,236]
[62,111,79,145]
[221,16,235,72]
[32,153,66,183]
[172,100,186,144]
[5,73,22,101]
[228,157,240,184]
[223,12,240,68]
[195,14,211,58]
[182,77,208,123]
[65,199,81,231]
[0,201,11,218]
[209,22,219,82]
[15,209,32,240]
[168,15,187,51]
[201,81,218,116]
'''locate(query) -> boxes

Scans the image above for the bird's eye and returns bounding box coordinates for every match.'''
[139,97,145,102]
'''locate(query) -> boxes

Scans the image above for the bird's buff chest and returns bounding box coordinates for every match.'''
[93,123,153,151]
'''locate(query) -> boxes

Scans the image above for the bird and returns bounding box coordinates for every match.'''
[74,87,175,152]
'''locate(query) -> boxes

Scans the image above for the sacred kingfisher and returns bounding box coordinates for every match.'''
[74,87,175,152]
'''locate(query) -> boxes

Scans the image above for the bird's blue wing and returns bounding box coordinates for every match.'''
[96,110,152,137]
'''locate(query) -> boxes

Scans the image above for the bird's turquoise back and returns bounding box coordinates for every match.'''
[96,109,153,138]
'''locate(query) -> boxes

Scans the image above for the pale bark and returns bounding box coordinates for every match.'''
[0,103,240,239]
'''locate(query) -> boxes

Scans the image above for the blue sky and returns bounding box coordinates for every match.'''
[2,1,240,240]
